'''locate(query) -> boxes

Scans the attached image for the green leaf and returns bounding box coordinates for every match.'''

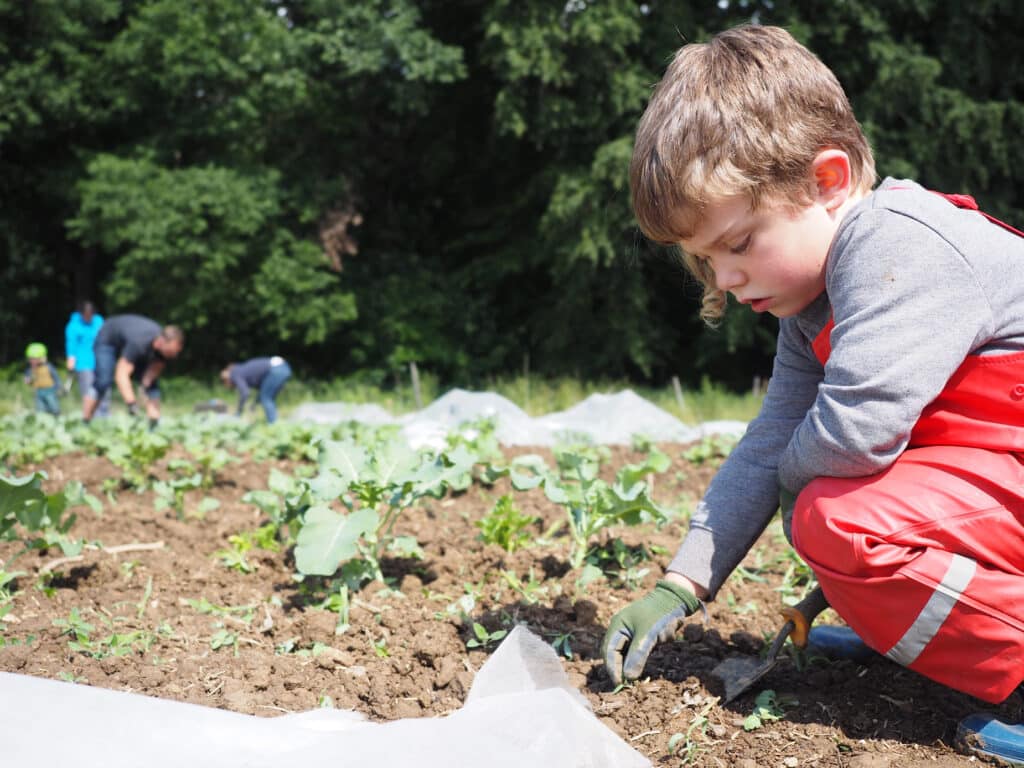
[742,713,763,731]
[294,505,378,577]
[198,497,221,513]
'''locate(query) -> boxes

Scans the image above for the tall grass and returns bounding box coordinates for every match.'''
[482,374,763,422]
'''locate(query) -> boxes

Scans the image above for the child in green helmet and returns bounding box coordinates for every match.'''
[24,342,61,416]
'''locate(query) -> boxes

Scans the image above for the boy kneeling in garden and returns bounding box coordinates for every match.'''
[603,24,1024,763]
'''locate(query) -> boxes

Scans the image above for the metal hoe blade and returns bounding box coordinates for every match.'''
[712,619,795,704]
[713,654,782,704]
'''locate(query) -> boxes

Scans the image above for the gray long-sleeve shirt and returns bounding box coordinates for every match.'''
[668,178,1024,598]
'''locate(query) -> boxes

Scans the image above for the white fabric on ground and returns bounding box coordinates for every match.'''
[290,388,747,449]
[0,626,650,768]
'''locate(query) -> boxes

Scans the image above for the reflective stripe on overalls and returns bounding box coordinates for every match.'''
[793,192,1024,704]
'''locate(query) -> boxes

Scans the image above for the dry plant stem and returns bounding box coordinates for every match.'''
[39,540,166,574]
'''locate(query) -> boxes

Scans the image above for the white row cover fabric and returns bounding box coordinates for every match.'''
[291,388,748,449]
[0,626,650,768]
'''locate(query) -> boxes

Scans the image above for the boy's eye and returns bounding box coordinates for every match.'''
[729,235,751,254]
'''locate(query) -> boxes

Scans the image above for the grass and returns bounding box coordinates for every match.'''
[1,370,765,425]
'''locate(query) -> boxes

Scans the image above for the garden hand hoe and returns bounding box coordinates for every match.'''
[713,585,829,703]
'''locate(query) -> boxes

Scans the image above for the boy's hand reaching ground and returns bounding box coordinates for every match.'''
[602,579,701,686]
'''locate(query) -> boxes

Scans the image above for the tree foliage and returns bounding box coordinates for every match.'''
[2,0,1021,387]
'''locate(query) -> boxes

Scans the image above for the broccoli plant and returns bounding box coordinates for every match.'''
[292,438,477,589]
[1,472,94,565]
[489,448,671,568]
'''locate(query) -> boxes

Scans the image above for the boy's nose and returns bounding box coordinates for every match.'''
[714,266,746,292]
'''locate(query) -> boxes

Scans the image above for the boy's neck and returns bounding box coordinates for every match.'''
[829,189,868,235]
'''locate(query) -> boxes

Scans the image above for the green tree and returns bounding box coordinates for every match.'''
[3,0,1023,389]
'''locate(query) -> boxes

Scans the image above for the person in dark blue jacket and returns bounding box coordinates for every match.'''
[219,357,292,424]
[65,301,108,415]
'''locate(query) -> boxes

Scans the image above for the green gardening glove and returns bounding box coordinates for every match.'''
[602,580,700,686]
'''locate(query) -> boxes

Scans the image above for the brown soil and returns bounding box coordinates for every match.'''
[2,444,1018,767]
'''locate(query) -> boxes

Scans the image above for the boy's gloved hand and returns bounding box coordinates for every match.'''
[602,580,700,686]
[126,402,139,417]
[148,418,159,432]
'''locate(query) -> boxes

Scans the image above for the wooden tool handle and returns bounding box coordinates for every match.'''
[778,586,829,649]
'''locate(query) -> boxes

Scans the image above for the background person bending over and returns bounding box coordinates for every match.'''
[220,356,292,424]
[83,314,184,426]
[65,300,108,416]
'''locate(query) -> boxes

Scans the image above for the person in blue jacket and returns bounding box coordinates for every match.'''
[65,301,108,416]
[24,342,61,415]
[219,357,292,424]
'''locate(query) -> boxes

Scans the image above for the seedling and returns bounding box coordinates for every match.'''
[742,689,798,731]
[215,545,254,574]
[318,584,351,634]
[445,417,503,467]
[152,473,203,520]
[186,597,257,625]
[630,434,655,453]
[53,608,158,659]
[371,635,390,657]
[548,630,574,659]
[725,594,759,615]
[669,699,717,764]
[466,621,507,649]
[681,434,736,466]
[0,569,25,603]
[101,428,170,491]
[210,626,240,656]
[587,539,653,591]
[476,494,536,553]
[182,441,235,488]
[53,607,95,648]
[135,576,153,619]
[214,523,279,574]
[501,568,548,605]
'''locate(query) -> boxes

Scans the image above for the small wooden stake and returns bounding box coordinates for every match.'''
[409,361,423,409]
[671,376,686,413]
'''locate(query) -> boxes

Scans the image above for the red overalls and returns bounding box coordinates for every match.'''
[791,193,1024,704]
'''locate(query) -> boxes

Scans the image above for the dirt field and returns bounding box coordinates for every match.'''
[2,443,1018,766]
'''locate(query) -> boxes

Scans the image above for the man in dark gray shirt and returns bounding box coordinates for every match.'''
[83,314,185,424]
[219,356,292,423]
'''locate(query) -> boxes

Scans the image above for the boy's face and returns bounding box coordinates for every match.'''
[679,194,840,318]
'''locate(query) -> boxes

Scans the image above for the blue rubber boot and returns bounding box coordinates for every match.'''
[806,625,877,663]
[957,713,1024,766]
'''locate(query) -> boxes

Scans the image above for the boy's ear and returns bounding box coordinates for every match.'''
[811,149,852,211]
